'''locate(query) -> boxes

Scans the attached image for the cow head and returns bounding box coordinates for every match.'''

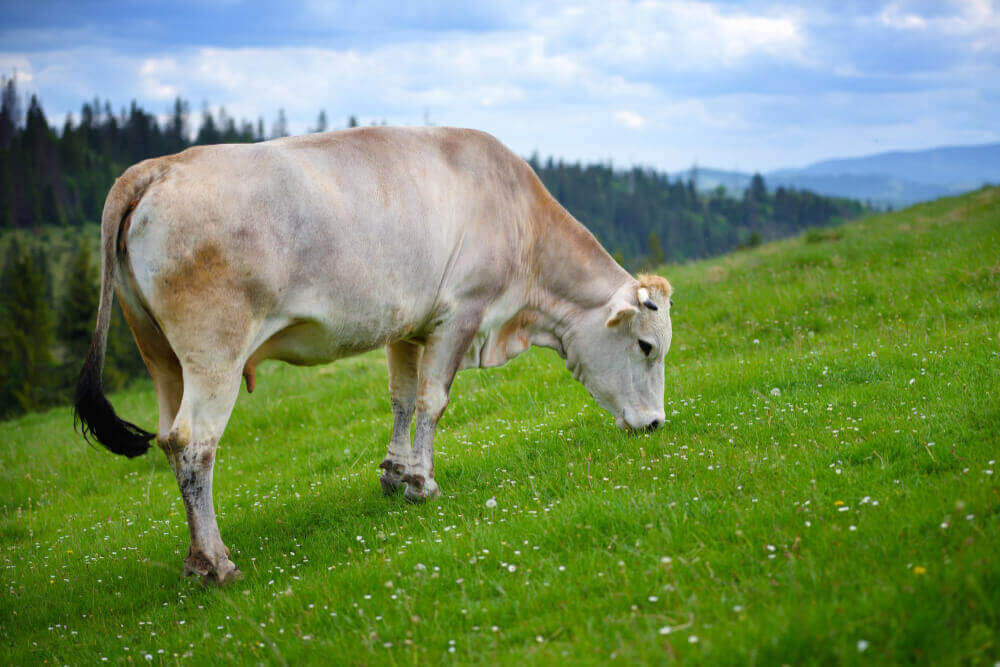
[565,274,672,431]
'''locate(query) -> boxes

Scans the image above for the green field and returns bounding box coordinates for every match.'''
[2,188,999,664]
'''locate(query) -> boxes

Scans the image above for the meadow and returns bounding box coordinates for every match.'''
[2,187,998,664]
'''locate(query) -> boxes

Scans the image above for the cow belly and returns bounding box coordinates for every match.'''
[249,320,350,367]
[248,304,421,369]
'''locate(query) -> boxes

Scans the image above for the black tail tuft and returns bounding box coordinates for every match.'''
[74,342,153,458]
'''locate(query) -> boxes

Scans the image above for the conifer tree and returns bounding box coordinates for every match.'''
[196,105,220,145]
[58,240,98,368]
[0,236,56,415]
[0,76,20,149]
[313,110,328,133]
[646,230,664,270]
[271,109,288,138]
[0,154,13,228]
[105,304,146,390]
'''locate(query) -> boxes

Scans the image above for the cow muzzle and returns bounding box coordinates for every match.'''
[618,407,666,432]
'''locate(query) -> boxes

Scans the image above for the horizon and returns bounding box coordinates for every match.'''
[1,0,998,173]
[5,76,1000,177]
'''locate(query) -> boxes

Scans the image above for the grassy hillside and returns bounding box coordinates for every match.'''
[2,188,998,664]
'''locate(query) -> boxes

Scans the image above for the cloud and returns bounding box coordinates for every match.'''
[879,3,928,29]
[0,0,997,171]
[614,110,646,129]
[879,0,1000,39]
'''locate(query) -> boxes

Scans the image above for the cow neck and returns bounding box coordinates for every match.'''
[523,189,632,355]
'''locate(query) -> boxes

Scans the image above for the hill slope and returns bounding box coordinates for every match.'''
[2,188,998,663]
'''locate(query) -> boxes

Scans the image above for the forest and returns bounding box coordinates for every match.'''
[0,75,868,419]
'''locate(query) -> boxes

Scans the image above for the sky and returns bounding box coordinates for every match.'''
[1,0,997,172]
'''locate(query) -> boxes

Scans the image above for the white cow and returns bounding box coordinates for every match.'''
[75,127,673,583]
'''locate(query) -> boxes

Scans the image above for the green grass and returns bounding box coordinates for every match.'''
[2,188,999,664]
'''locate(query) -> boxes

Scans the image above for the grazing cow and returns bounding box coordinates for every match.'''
[75,127,673,583]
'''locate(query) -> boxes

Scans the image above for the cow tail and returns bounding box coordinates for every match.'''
[74,164,159,458]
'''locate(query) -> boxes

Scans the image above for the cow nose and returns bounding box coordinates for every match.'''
[646,419,661,431]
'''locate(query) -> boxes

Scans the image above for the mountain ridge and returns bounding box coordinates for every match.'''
[684,141,1000,207]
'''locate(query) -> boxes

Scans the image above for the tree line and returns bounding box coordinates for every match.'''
[0,74,867,419]
[0,233,145,419]
[0,76,365,230]
[530,157,866,266]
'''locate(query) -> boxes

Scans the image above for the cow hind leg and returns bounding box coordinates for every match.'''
[163,365,243,584]
[379,340,422,495]
[118,300,184,450]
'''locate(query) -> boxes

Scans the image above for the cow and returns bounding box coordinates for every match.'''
[75,126,673,584]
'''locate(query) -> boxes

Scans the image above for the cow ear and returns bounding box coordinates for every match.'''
[606,303,638,328]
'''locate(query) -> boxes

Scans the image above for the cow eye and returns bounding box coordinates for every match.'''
[638,339,653,357]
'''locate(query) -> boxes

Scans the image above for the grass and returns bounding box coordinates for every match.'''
[2,187,999,664]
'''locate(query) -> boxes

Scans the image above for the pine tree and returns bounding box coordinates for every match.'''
[749,173,767,202]
[0,76,20,149]
[42,180,67,225]
[217,106,237,142]
[271,109,288,139]
[0,151,13,228]
[58,240,98,369]
[313,110,328,133]
[105,303,146,390]
[196,104,220,145]
[0,236,56,415]
[646,230,664,270]
[239,120,255,142]
[166,97,189,153]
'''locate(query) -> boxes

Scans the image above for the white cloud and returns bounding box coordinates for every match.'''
[0,56,33,83]
[0,0,997,171]
[879,3,928,30]
[536,0,806,73]
[614,110,645,129]
[878,0,1000,45]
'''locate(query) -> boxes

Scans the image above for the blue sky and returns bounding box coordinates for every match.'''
[1,0,997,171]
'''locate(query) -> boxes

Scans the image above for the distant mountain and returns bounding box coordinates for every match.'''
[681,168,752,195]
[766,173,952,208]
[771,143,1000,188]
[686,142,1000,208]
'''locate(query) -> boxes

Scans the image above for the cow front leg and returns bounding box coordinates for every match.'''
[380,341,421,495]
[402,310,482,503]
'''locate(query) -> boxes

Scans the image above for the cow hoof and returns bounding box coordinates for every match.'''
[380,472,403,495]
[378,459,405,495]
[184,551,242,585]
[403,474,440,503]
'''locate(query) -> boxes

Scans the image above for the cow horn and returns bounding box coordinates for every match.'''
[637,287,658,311]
